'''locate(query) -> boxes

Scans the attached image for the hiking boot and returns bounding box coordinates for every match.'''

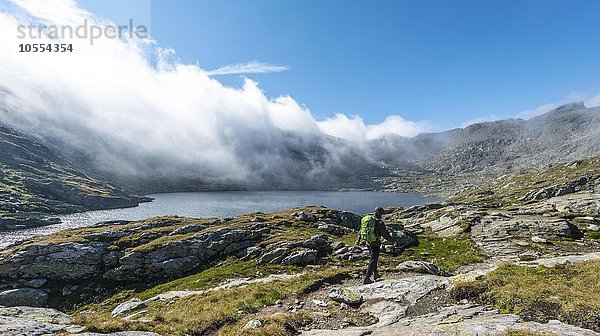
[374,273,383,281]
[363,277,373,284]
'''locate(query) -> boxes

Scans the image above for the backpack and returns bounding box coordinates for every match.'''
[360,215,378,244]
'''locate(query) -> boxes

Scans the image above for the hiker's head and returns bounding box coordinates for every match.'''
[374,207,384,218]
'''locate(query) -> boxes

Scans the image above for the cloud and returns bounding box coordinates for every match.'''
[463,91,600,128]
[0,0,429,188]
[460,115,503,128]
[317,114,367,141]
[516,92,586,120]
[9,0,89,25]
[206,61,289,76]
[366,115,428,139]
[317,114,428,141]
[585,93,600,108]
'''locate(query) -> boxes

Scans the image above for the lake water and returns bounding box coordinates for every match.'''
[0,191,441,249]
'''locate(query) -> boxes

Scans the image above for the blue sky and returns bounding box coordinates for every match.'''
[80,0,600,129]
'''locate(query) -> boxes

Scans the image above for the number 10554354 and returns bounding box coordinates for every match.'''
[19,43,73,52]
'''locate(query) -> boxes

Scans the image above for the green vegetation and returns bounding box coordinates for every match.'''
[137,259,296,301]
[74,267,344,336]
[220,312,311,336]
[450,260,600,331]
[380,234,486,273]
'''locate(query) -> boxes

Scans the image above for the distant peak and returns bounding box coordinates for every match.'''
[551,102,586,114]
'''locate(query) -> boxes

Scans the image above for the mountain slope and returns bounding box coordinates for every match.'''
[0,123,149,229]
[416,102,600,172]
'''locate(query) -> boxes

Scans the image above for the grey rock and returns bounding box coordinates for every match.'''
[259,247,291,264]
[0,242,108,281]
[396,260,449,276]
[471,216,574,256]
[333,246,350,255]
[111,298,146,317]
[61,284,78,296]
[241,319,262,331]
[291,211,317,222]
[330,241,345,250]
[531,236,548,243]
[0,288,48,307]
[169,222,210,236]
[74,332,160,336]
[0,306,84,336]
[519,250,542,261]
[282,249,318,265]
[238,246,262,260]
[317,223,345,235]
[84,230,126,241]
[310,234,329,245]
[328,288,363,305]
[20,279,47,288]
[303,303,600,336]
[517,251,600,268]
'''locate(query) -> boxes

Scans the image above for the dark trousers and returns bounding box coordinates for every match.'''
[366,243,380,278]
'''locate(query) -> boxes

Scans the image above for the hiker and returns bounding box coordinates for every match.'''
[355,207,396,284]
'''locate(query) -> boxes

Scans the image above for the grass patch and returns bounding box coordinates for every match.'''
[450,260,600,331]
[380,234,486,273]
[220,311,312,336]
[73,267,344,336]
[137,258,296,300]
[500,330,559,336]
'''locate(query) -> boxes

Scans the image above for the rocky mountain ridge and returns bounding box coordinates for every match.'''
[0,123,150,230]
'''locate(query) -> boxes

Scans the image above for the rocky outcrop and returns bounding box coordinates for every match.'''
[0,288,48,307]
[304,303,600,336]
[518,176,590,202]
[0,222,270,296]
[304,267,600,336]
[0,306,159,336]
[0,207,394,308]
[471,215,577,256]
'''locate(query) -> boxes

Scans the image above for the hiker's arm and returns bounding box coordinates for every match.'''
[377,221,395,243]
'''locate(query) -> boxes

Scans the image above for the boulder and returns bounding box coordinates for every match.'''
[0,288,48,307]
[20,279,47,289]
[519,250,542,261]
[282,249,318,265]
[328,288,363,305]
[241,319,262,331]
[330,241,345,250]
[0,306,84,335]
[83,230,126,241]
[0,242,108,281]
[258,248,291,264]
[531,236,548,244]
[396,261,449,276]
[317,223,345,235]
[111,298,146,317]
[291,212,317,222]
[587,224,599,231]
[168,223,209,236]
[238,246,262,260]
